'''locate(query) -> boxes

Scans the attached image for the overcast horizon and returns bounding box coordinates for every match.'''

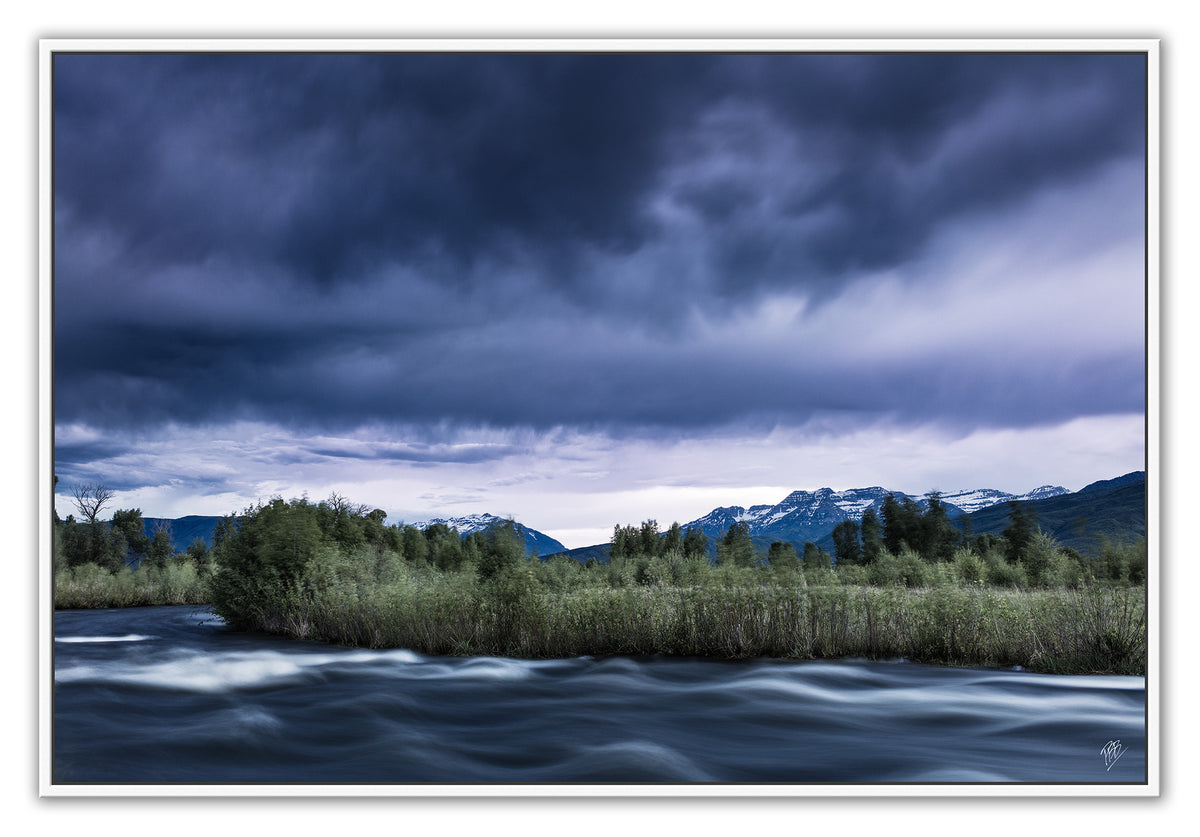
[51,49,1148,550]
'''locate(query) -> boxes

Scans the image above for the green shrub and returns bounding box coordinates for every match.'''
[982,546,1027,587]
[835,563,870,586]
[54,559,209,608]
[952,548,986,584]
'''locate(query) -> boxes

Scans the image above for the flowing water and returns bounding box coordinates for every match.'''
[51,606,1147,786]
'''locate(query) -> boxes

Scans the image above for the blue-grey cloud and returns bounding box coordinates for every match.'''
[52,50,1147,463]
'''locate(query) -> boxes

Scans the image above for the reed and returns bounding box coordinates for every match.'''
[241,568,1146,675]
[54,561,210,609]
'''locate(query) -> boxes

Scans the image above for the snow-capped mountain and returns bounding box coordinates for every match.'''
[682,484,1069,545]
[938,485,1068,514]
[410,513,567,557]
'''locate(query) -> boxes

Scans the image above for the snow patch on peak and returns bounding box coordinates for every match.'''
[1020,485,1069,501]
[411,512,509,534]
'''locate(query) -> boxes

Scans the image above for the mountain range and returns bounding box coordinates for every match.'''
[946,471,1146,556]
[558,472,1145,562]
[144,511,568,557]
[145,471,1144,563]
[680,484,1069,550]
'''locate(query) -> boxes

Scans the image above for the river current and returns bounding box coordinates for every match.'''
[51,606,1147,786]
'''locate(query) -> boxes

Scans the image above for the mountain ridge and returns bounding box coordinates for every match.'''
[554,471,1143,562]
[677,482,1072,551]
[143,471,1143,562]
[407,513,567,557]
[144,512,568,557]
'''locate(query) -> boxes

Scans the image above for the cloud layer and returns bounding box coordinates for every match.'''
[51,50,1148,539]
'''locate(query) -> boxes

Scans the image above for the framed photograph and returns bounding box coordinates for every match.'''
[40,39,1158,796]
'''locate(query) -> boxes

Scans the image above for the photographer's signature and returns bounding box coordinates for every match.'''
[1100,739,1128,771]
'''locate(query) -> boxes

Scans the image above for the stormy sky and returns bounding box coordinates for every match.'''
[52,50,1148,548]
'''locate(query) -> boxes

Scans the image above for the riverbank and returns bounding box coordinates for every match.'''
[54,562,1146,675]
[240,578,1146,676]
[54,561,210,608]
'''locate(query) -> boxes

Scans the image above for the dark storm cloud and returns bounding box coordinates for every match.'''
[52,50,1146,440]
[53,53,710,286]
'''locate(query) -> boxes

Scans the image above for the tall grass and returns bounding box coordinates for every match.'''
[54,561,210,608]
[250,560,1146,674]
[54,540,1146,674]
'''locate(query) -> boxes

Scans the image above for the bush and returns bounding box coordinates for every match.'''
[835,563,870,586]
[952,548,985,584]
[55,560,209,608]
[982,547,1027,587]
[1094,536,1147,585]
[862,547,929,587]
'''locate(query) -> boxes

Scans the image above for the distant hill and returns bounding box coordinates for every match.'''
[955,472,1145,555]
[1078,471,1147,495]
[549,543,613,564]
[145,512,567,558]
[143,515,224,552]
[565,473,1142,562]
[678,484,1070,550]
[146,472,1143,563]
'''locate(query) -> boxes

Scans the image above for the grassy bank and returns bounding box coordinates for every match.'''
[53,559,1145,675]
[54,561,211,608]
[259,568,1146,675]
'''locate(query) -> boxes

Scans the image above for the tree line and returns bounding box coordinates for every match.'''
[54,479,1146,613]
[599,490,1144,588]
[54,481,209,573]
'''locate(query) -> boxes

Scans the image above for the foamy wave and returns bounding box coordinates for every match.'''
[55,647,422,693]
[55,635,156,643]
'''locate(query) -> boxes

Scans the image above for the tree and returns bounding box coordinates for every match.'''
[956,512,974,546]
[802,542,831,571]
[320,492,372,549]
[400,525,429,564]
[206,497,326,628]
[110,508,150,563]
[717,521,755,567]
[610,524,639,563]
[831,519,862,565]
[71,483,114,525]
[881,494,923,556]
[1002,501,1038,566]
[920,492,956,563]
[58,515,84,567]
[69,484,116,567]
[146,526,174,569]
[186,537,210,571]
[477,519,529,581]
[358,509,391,564]
[682,527,709,561]
[98,525,128,572]
[880,494,903,554]
[859,507,883,563]
[426,523,467,572]
[637,520,661,558]
[766,541,799,571]
[662,522,683,559]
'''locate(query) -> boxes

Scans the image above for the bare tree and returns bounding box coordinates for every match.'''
[71,483,115,525]
[325,491,370,518]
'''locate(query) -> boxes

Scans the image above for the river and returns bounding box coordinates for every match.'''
[51,605,1147,787]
